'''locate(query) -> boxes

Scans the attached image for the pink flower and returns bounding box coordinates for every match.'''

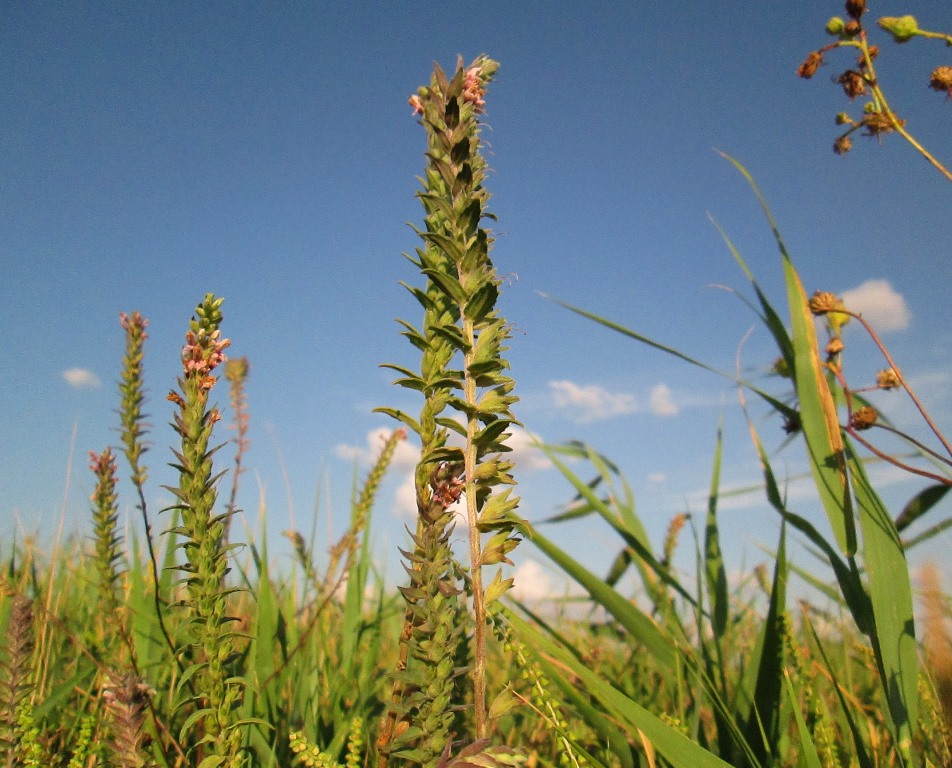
[409,94,424,115]
[462,66,486,112]
[181,329,230,377]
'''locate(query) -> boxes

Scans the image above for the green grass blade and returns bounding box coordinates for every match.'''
[806,619,874,768]
[704,423,728,639]
[503,607,736,768]
[783,670,822,768]
[894,484,950,532]
[539,443,697,608]
[529,528,676,667]
[848,443,918,765]
[545,297,796,422]
[707,214,795,372]
[721,152,855,556]
[741,523,787,767]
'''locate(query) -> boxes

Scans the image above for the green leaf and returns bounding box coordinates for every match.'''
[895,483,950,532]
[504,607,735,768]
[430,322,471,352]
[704,423,728,639]
[465,281,498,320]
[783,671,823,768]
[373,407,421,435]
[721,152,856,555]
[848,442,918,764]
[530,527,676,667]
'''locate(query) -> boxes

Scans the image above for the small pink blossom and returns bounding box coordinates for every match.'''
[408,94,424,115]
[462,66,486,112]
[181,329,230,377]
[119,311,149,336]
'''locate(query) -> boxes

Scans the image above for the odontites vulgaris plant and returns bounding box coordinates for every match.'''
[376,56,529,766]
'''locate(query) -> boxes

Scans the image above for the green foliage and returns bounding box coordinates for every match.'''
[377,55,526,765]
[2,26,950,768]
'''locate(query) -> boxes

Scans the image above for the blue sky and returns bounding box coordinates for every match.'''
[3,2,951,597]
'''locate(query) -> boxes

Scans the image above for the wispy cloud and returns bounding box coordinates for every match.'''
[505,426,551,471]
[648,383,678,416]
[62,368,101,389]
[547,379,685,422]
[841,279,910,332]
[548,380,637,423]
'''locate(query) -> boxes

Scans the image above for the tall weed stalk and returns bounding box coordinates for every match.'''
[377,55,526,767]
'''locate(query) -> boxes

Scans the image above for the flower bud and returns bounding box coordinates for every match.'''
[826,338,845,357]
[826,16,846,35]
[835,112,852,125]
[878,15,919,43]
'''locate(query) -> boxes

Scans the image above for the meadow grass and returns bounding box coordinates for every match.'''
[3,33,952,768]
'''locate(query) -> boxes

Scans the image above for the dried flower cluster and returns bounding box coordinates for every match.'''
[797,1,950,180]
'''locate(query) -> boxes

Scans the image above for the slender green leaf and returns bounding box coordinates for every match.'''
[783,671,823,768]
[848,443,918,765]
[504,607,735,768]
[529,528,676,667]
[721,152,855,555]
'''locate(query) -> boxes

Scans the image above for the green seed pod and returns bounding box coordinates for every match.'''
[877,15,919,43]
[825,16,846,36]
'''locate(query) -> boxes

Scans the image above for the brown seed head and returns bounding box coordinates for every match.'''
[826,337,845,358]
[845,0,866,20]
[876,368,902,389]
[863,111,904,136]
[850,406,878,430]
[929,66,952,99]
[809,291,841,315]
[844,19,862,37]
[834,135,854,154]
[798,51,824,79]
[837,70,867,99]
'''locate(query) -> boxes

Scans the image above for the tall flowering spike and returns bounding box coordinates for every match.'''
[223,356,250,531]
[119,311,150,487]
[90,448,123,623]
[377,55,527,765]
[163,294,244,767]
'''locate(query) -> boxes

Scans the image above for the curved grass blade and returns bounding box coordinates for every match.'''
[720,152,856,556]
[529,528,676,668]
[503,607,736,768]
[783,670,823,768]
[538,442,697,608]
[847,443,918,766]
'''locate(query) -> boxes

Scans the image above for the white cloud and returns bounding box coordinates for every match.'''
[62,368,101,389]
[841,279,911,332]
[647,472,667,485]
[393,471,418,519]
[510,559,557,602]
[648,383,678,416]
[549,380,637,423]
[504,426,551,471]
[334,427,419,470]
